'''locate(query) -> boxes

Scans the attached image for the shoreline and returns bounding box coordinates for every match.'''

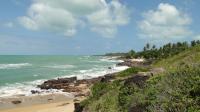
[0,56,125,98]
[0,57,129,112]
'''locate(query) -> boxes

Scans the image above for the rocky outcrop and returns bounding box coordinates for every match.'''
[117,60,142,67]
[124,74,150,88]
[37,73,117,96]
[117,59,153,67]
[38,77,77,89]
[117,60,137,67]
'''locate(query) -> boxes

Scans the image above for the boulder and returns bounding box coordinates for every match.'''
[57,77,77,83]
[12,100,22,104]
[31,90,40,94]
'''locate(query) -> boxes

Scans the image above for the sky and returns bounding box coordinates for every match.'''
[0,0,200,55]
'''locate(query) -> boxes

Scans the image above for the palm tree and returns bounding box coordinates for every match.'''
[146,43,150,50]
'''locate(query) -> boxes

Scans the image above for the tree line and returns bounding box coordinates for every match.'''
[125,40,200,59]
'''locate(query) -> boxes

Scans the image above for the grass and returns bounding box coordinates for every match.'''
[153,45,200,71]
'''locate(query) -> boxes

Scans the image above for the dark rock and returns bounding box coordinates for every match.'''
[12,100,22,104]
[74,103,84,112]
[117,59,152,67]
[108,67,112,69]
[31,90,40,94]
[117,60,143,67]
[124,74,150,87]
[48,98,53,101]
[58,77,77,83]
[38,77,77,90]
[100,73,115,82]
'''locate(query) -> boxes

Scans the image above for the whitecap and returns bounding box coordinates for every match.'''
[33,74,39,77]
[44,64,75,69]
[0,63,32,69]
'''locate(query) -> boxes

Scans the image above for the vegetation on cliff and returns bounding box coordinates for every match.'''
[77,40,200,112]
[153,44,200,71]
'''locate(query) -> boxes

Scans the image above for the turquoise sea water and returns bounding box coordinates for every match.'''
[0,55,126,97]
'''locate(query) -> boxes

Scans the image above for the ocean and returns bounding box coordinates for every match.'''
[0,55,127,97]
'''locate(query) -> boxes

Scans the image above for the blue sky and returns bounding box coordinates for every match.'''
[0,0,200,55]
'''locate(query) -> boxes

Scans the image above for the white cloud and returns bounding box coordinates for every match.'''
[19,0,130,37]
[138,3,192,40]
[19,2,77,36]
[87,0,130,37]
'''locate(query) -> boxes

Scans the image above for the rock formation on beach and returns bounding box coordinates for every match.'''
[37,73,117,97]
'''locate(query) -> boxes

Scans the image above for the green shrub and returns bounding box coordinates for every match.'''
[117,67,148,77]
[118,84,135,111]
[144,66,200,112]
[91,82,111,99]
[88,90,119,112]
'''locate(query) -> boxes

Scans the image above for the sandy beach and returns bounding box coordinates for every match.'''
[0,100,74,112]
[0,93,76,112]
